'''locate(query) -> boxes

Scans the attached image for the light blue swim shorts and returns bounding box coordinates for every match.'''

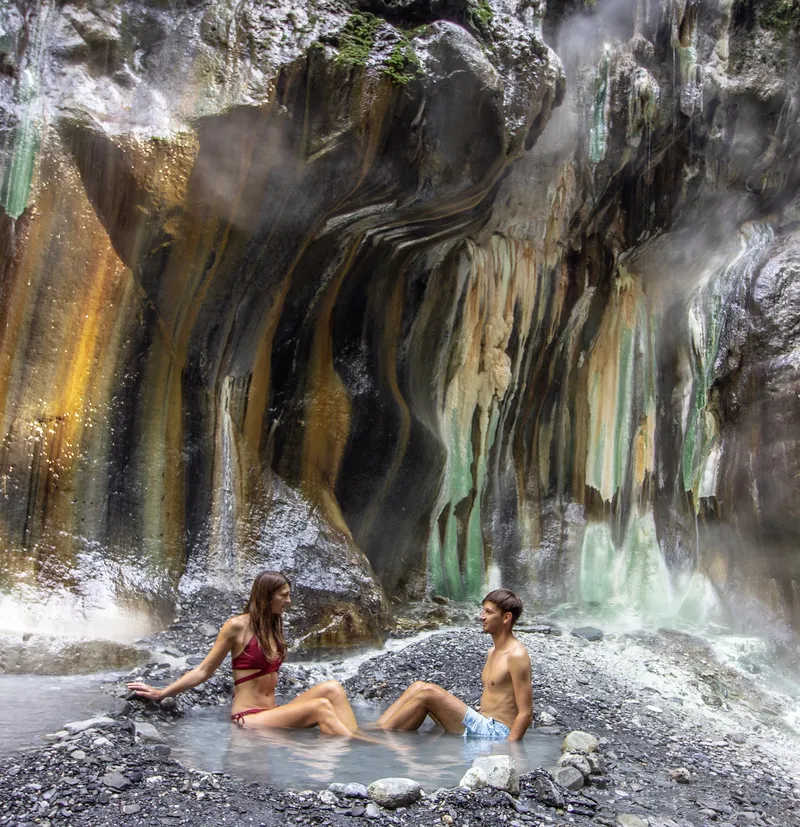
[461,706,511,740]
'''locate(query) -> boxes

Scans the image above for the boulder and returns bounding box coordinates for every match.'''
[561,730,599,753]
[367,778,422,809]
[458,767,488,790]
[548,765,584,791]
[472,756,519,794]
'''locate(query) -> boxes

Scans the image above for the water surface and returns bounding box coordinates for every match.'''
[167,702,560,790]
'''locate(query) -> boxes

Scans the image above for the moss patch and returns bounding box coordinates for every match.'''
[759,0,800,32]
[467,0,493,33]
[329,13,423,84]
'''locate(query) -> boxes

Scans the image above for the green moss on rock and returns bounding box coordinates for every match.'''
[467,0,493,33]
[334,12,381,68]
[759,0,800,32]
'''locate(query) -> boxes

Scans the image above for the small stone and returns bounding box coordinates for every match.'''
[587,752,605,774]
[549,765,584,791]
[570,626,604,642]
[617,816,649,827]
[365,802,382,818]
[669,767,691,784]
[458,767,488,790]
[561,730,599,753]
[318,790,338,806]
[442,816,454,825]
[63,717,117,735]
[199,622,217,637]
[92,736,112,747]
[69,750,86,760]
[134,721,165,743]
[349,805,366,817]
[728,733,746,744]
[145,776,163,786]
[367,778,421,809]
[159,698,177,711]
[101,771,131,791]
[123,804,142,815]
[538,711,557,726]
[329,782,369,799]
[43,730,69,741]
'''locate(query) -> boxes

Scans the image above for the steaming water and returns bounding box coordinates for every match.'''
[166,702,560,790]
[0,674,113,754]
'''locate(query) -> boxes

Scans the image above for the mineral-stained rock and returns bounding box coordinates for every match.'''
[459,767,488,790]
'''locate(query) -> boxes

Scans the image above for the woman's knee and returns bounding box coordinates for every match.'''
[319,680,346,700]
[314,697,335,717]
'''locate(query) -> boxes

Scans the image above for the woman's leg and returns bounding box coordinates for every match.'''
[285,680,359,733]
[240,697,353,737]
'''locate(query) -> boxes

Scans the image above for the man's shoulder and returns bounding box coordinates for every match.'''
[509,638,531,663]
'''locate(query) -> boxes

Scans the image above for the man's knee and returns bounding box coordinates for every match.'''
[418,682,445,701]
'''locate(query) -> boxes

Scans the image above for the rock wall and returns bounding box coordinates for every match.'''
[0,0,798,639]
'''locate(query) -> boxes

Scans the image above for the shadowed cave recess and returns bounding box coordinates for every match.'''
[0,0,799,646]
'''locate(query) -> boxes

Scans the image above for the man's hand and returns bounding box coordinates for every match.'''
[127,681,165,702]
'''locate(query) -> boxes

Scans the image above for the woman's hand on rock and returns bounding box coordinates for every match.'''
[127,681,165,702]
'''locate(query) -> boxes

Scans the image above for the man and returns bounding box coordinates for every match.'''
[374,589,533,741]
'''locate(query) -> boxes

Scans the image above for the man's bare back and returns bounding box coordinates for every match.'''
[374,589,533,741]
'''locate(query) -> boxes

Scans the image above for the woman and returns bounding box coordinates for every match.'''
[127,571,362,737]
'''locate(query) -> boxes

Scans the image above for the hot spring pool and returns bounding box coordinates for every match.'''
[165,701,561,790]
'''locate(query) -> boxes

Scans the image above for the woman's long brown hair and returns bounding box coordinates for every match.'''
[245,571,290,660]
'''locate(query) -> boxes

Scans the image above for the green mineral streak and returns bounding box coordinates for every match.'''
[589,48,610,165]
[579,523,616,603]
[428,528,445,594]
[612,325,634,492]
[0,122,39,219]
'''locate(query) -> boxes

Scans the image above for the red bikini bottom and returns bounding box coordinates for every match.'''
[231,708,268,725]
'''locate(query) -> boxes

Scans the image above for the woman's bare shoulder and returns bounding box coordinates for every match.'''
[221,614,249,636]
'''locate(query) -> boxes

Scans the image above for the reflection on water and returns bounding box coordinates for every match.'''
[167,702,560,790]
[0,674,114,753]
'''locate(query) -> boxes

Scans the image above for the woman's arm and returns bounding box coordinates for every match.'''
[127,618,239,702]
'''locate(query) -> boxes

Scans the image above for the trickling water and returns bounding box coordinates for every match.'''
[166,702,560,790]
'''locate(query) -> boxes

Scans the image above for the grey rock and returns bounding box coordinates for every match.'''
[329,782,369,799]
[367,778,422,809]
[561,730,599,753]
[570,626,604,642]
[92,736,112,747]
[134,721,165,743]
[101,771,131,791]
[548,765,584,791]
[559,752,592,778]
[668,767,691,784]
[63,717,117,735]
[537,711,557,726]
[69,750,86,760]
[365,802,382,818]
[123,804,142,815]
[318,790,338,806]
[617,816,649,827]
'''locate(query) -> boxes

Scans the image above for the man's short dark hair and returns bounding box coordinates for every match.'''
[483,589,523,626]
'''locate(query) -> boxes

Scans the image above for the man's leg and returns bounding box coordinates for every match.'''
[375,681,467,733]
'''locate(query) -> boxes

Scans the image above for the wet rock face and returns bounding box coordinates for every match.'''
[0,0,560,634]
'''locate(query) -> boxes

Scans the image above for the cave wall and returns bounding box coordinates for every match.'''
[1,0,799,638]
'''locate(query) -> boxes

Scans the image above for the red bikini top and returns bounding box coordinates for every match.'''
[231,635,283,685]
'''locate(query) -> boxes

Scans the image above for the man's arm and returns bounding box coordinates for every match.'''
[507,650,533,741]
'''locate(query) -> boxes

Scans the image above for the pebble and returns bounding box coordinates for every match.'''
[368,778,422,809]
[92,736,112,747]
[329,782,369,798]
[69,750,86,760]
[365,801,382,818]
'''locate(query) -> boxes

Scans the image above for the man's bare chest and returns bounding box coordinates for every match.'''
[481,651,512,689]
